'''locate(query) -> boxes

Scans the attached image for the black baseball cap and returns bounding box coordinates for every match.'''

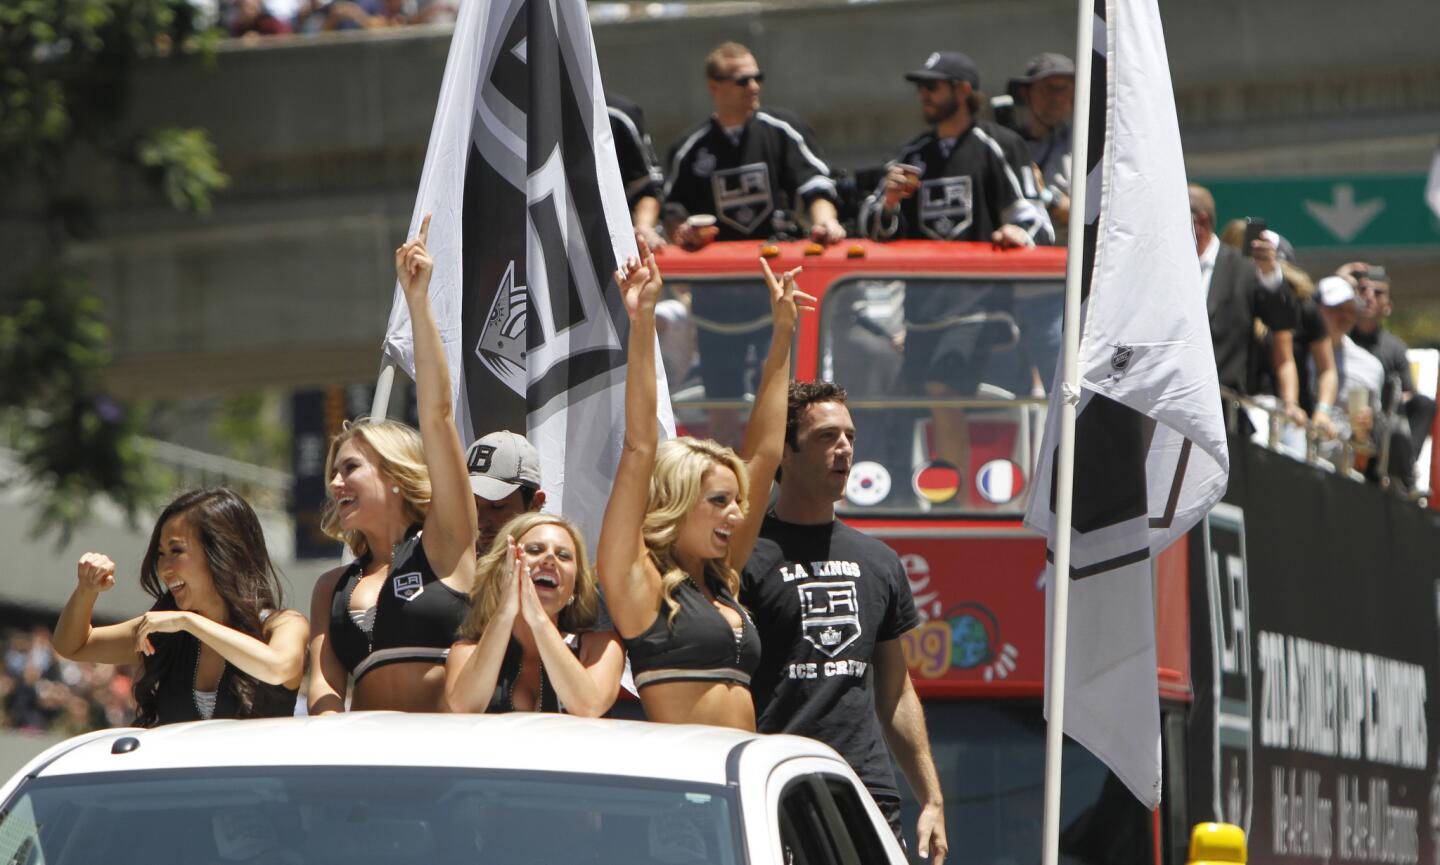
[1014,52,1075,83]
[904,51,981,88]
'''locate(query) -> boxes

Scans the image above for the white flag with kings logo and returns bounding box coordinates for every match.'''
[1023,0,1230,808]
[381,0,675,548]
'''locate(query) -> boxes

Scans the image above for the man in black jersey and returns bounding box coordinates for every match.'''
[607,94,666,249]
[859,51,1050,247]
[859,51,1055,474]
[664,41,845,250]
[742,381,947,861]
[665,42,845,444]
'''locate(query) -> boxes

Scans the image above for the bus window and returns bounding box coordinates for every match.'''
[819,276,1062,516]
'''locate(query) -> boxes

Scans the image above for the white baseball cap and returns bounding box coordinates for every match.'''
[465,431,541,501]
[1317,276,1356,308]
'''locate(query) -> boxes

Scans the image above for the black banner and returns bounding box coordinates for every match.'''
[1189,440,1440,864]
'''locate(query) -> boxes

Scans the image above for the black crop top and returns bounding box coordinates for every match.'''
[622,573,761,689]
[147,631,298,726]
[486,634,582,713]
[328,526,471,682]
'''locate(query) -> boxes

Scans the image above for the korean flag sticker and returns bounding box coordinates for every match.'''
[845,461,891,507]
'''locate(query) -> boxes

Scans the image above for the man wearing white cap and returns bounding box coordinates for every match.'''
[465,431,545,555]
[1316,275,1383,456]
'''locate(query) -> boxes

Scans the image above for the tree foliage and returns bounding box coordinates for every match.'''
[0,0,228,540]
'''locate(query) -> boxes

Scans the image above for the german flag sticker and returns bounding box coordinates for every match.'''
[912,461,961,504]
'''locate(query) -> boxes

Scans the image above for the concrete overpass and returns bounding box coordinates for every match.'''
[3,0,1438,399]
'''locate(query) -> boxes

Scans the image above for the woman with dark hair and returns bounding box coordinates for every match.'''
[444,514,623,716]
[54,488,308,726]
[596,243,808,729]
[307,215,478,713]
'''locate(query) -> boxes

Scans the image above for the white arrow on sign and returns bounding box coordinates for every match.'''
[1303,183,1384,243]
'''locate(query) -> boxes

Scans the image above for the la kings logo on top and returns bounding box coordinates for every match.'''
[919,175,974,239]
[393,572,424,602]
[711,162,774,234]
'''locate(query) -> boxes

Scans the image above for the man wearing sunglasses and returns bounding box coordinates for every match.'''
[663,41,844,250]
[663,41,846,446]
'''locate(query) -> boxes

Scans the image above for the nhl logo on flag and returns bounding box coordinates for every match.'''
[975,459,1024,504]
[846,460,891,507]
[1110,344,1133,373]
[392,572,425,602]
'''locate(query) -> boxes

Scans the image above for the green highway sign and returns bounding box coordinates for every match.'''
[1198,174,1440,250]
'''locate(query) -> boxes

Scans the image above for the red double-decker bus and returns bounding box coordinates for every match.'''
[656,239,1440,865]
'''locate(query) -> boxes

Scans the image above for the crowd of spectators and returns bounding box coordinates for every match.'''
[0,623,135,736]
[212,0,458,38]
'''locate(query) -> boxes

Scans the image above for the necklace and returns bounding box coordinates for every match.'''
[508,650,544,711]
[191,639,224,719]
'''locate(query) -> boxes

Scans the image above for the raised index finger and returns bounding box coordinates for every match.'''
[417,213,432,247]
[759,257,778,292]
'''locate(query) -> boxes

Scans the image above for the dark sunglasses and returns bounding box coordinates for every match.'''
[714,72,765,87]
[915,79,950,93]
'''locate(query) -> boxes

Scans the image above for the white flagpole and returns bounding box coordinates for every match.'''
[370,362,397,423]
[1041,0,1098,861]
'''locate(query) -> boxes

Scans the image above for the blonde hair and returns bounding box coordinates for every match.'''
[644,437,750,625]
[704,42,753,79]
[1219,218,1246,250]
[458,513,598,640]
[320,419,430,558]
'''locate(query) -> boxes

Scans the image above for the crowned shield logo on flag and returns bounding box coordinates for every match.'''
[475,260,528,398]
[380,0,675,551]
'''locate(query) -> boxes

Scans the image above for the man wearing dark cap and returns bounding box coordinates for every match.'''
[465,430,545,555]
[1010,53,1075,209]
[859,51,1051,246]
[859,51,1054,473]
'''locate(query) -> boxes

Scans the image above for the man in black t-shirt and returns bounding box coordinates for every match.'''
[741,381,947,862]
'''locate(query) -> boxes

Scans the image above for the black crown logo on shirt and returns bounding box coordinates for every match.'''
[819,627,843,647]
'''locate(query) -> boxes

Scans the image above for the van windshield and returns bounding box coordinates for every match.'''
[0,767,740,865]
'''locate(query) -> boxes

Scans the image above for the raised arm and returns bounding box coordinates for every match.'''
[595,242,666,636]
[732,260,812,567]
[399,215,479,582]
[133,608,309,688]
[53,553,143,665]
[306,566,349,714]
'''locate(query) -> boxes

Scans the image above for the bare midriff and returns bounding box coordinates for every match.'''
[351,661,449,712]
[639,680,756,730]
